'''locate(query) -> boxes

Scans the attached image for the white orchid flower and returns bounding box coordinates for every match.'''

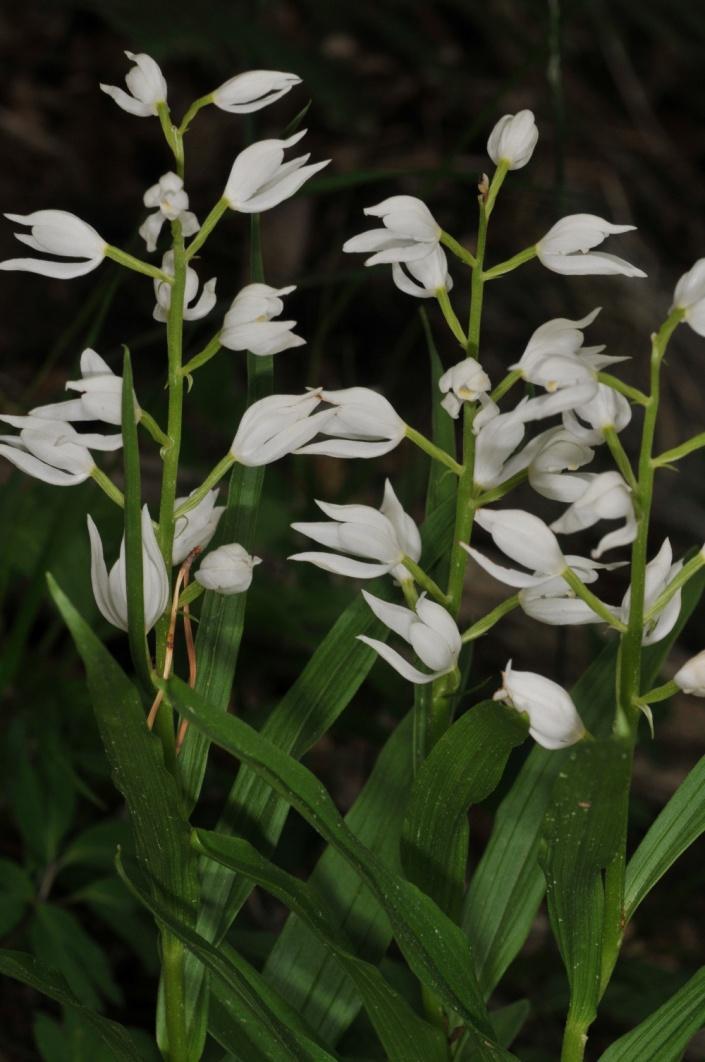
[223,130,329,213]
[195,543,261,594]
[172,489,225,565]
[620,539,683,645]
[153,250,217,323]
[343,195,441,266]
[527,427,595,502]
[100,51,167,117]
[494,661,586,749]
[473,401,528,489]
[139,172,200,253]
[213,70,301,114]
[672,258,705,336]
[0,414,121,486]
[295,387,406,459]
[536,214,646,277]
[358,591,461,685]
[487,110,538,170]
[31,349,138,427]
[290,480,421,582]
[551,471,636,558]
[0,211,106,279]
[391,246,453,298]
[220,283,305,357]
[519,578,614,626]
[674,650,705,696]
[439,358,491,419]
[562,383,632,444]
[230,391,333,467]
[87,506,169,632]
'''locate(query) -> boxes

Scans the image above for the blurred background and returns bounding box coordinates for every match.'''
[1,0,705,1058]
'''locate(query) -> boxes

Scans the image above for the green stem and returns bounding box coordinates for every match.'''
[405,425,464,475]
[561,1017,589,1062]
[653,431,705,467]
[461,594,520,643]
[401,556,450,605]
[90,466,125,508]
[439,230,476,268]
[641,679,679,705]
[604,427,638,493]
[491,368,522,404]
[185,198,229,260]
[597,372,649,407]
[140,410,171,449]
[105,246,173,283]
[172,454,236,520]
[161,932,188,1062]
[483,244,537,280]
[178,93,213,135]
[474,469,529,506]
[181,334,223,377]
[561,567,626,632]
[436,287,467,347]
[178,581,205,609]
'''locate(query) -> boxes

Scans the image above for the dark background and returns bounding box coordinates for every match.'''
[1,1,705,1058]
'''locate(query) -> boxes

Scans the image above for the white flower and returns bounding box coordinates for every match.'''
[674,650,705,696]
[358,591,461,685]
[0,211,106,279]
[536,214,646,277]
[0,414,121,486]
[391,246,453,298]
[172,490,225,565]
[153,251,217,323]
[562,383,632,445]
[213,70,301,114]
[494,662,586,749]
[519,578,612,626]
[295,387,406,459]
[527,427,595,502]
[220,284,305,357]
[672,259,705,336]
[472,508,566,580]
[343,195,441,266]
[473,401,528,488]
[551,471,636,558]
[290,480,421,582]
[487,110,538,170]
[87,506,169,632]
[223,130,329,213]
[230,391,333,467]
[439,358,491,419]
[100,51,167,117]
[195,543,261,594]
[139,172,200,253]
[620,539,683,645]
[31,349,138,427]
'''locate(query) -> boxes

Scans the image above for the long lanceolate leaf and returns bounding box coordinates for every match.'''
[193,830,447,1062]
[167,675,513,1057]
[0,950,143,1062]
[599,966,705,1061]
[463,571,705,998]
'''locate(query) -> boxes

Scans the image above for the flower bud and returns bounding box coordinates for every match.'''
[674,650,705,696]
[195,544,261,595]
[487,110,538,170]
[672,258,705,336]
[494,661,586,749]
[213,70,301,114]
[536,215,646,278]
[1,211,106,279]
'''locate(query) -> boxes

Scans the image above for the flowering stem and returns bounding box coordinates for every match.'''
[597,372,649,407]
[461,594,520,643]
[90,466,125,508]
[491,368,522,404]
[603,427,638,493]
[172,454,236,521]
[439,230,476,268]
[561,567,626,632]
[483,244,537,280]
[561,1018,589,1062]
[401,557,450,605]
[404,425,464,475]
[400,579,419,609]
[474,469,529,507]
[178,94,213,136]
[181,334,222,377]
[653,431,705,467]
[105,246,173,283]
[139,410,171,449]
[435,288,467,347]
[185,198,229,261]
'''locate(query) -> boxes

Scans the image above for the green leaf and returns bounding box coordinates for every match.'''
[60,821,132,871]
[0,857,34,936]
[599,966,705,1061]
[625,748,705,921]
[116,854,335,1062]
[0,949,143,1060]
[194,829,446,1062]
[121,349,150,689]
[401,701,528,919]
[168,676,511,1054]
[46,576,197,927]
[30,903,121,1009]
[463,569,705,997]
[540,739,631,1034]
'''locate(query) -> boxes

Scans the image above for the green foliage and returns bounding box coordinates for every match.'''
[599,966,705,1061]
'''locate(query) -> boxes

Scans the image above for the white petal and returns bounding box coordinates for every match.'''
[356,636,440,684]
